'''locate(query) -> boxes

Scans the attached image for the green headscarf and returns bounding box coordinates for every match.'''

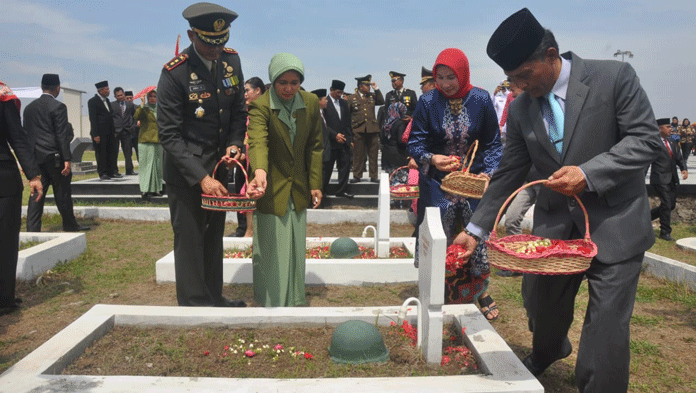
[268,53,306,141]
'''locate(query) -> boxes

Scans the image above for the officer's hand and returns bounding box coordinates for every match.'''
[311,189,322,208]
[200,175,230,196]
[371,82,378,90]
[452,231,476,261]
[93,136,101,144]
[546,166,587,196]
[247,169,267,199]
[61,161,71,176]
[29,176,43,202]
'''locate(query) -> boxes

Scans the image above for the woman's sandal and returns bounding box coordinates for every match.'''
[478,295,499,321]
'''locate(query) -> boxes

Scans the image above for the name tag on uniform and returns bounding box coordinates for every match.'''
[189,85,206,93]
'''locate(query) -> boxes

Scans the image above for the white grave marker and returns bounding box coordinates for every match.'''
[418,207,446,364]
[376,172,391,257]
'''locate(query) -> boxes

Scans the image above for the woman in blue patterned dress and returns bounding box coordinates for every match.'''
[408,48,503,320]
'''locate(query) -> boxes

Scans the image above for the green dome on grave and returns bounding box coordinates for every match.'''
[330,237,360,259]
[329,320,389,364]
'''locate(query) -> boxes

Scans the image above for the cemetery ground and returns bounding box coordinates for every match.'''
[1,214,695,392]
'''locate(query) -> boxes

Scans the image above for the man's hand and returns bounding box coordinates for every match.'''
[371,82,378,90]
[247,169,267,199]
[61,161,71,176]
[546,166,587,196]
[29,176,43,202]
[682,170,689,180]
[336,133,346,144]
[452,231,477,260]
[93,136,101,144]
[224,145,242,169]
[200,175,229,196]
[431,154,458,172]
[311,189,322,208]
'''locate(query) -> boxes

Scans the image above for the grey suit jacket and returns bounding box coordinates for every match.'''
[471,52,662,263]
[23,94,72,163]
[111,100,136,137]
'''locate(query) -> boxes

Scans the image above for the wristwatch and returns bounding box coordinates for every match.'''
[463,228,481,242]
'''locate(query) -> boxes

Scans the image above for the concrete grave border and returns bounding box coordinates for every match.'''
[0,304,542,393]
[156,237,418,285]
[18,232,87,280]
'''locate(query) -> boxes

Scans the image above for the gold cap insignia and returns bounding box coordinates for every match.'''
[214,19,225,32]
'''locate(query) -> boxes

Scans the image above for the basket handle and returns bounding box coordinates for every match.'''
[489,179,592,242]
[211,158,249,190]
[389,165,410,184]
[461,140,479,174]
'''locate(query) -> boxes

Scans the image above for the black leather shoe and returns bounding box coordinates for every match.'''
[370,178,379,183]
[64,225,90,232]
[349,178,361,183]
[522,337,572,377]
[496,269,522,277]
[659,234,676,241]
[216,298,247,307]
[336,192,354,199]
[126,171,138,176]
[99,174,112,181]
[141,192,151,200]
[110,173,123,178]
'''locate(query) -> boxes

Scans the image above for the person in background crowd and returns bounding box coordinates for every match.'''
[456,9,661,391]
[124,91,139,162]
[385,71,418,117]
[134,89,163,200]
[651,118,688,241]
[112,87,137,176]
[88,80,120,180]
[157,2,247,308]
[670,116,680,142]
[419,66,436,95]
[231,76,265,237]
[246,53,324,307]
[0,81,42,316]
[323,79,353,199]
[381,101,409,173]
[678,117,694,162]
[408,48,503,321]
[348,75,383,183]
[24,73,88,232]
[492,79,510,123]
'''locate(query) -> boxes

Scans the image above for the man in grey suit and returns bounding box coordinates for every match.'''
[455,8,661,392]
[111,87,137,175]
[24,74,88,232]
[650,118,688,241]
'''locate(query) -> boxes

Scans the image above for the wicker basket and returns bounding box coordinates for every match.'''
[440,140,489,199]
[486,180,598,275]
[201,158,256,212]
[389,166,419,200]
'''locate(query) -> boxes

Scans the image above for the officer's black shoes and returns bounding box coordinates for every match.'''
[522,337,572,377]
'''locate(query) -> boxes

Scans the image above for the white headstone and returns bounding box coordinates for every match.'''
[377,172,390,257]
[418,206,446,364]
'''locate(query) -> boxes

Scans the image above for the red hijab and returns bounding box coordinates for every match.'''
[433,48,473,99]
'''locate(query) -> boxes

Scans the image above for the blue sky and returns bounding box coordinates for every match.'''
[1,0,694,118]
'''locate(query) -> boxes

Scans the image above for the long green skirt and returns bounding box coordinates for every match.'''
[138,142,163,193]
[252,200,307,307]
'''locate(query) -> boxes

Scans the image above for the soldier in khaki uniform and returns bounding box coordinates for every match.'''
[348,74,384,182]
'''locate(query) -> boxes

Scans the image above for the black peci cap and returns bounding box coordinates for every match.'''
[41,74,60,86]
[95,81,109,89]
[183,2,238,46]
[331,80,346,91]
[124,91,133,97]
[311,88,327,98]
[657,118,671,126]
[486,8,545,72]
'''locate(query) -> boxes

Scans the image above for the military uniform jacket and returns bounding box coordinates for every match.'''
[385,88,418,116]
[157,44,247,188]
[348,89,384,133]
[23,93,72,163]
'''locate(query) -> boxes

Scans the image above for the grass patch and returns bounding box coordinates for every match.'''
[630,340,661,356]
[649,224,696,265]
[19,240,42,251]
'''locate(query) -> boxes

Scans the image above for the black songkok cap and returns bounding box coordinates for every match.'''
[420,67,433,85]
[486,8,545,72]
[41,74,60,86]
[183,2,238,46]
[657,118,671,126]
[355,74,372,85]
[95,81,109,89]
[311,88,327,98]
[331,79,346,91]
[389,71,406,79]
[124,91,133,97]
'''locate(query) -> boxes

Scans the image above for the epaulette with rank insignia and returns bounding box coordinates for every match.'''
[164,54,188,71]
[223,48,238,54]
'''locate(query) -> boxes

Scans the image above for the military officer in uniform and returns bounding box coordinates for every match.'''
[420,66,436,95]
[384,71,418,117]
[348,75,383,183]
[157,2,247,307]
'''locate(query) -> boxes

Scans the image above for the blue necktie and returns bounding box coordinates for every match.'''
[542,92,564,154]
